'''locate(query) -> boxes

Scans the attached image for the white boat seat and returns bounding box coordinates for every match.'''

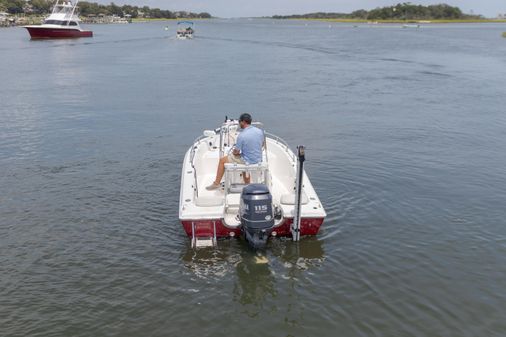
[229,183,246,193]
[195,196,224,207]
[280,192,309,205]
[225,193,241,213]
[224,162,268,171]
[226,193,241,206]
[224,162,269,189]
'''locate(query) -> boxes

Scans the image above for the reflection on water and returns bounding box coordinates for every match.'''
[181,236,325,315]
[270,236,326,265]
[234,251,277,310]
[180,241,243,280]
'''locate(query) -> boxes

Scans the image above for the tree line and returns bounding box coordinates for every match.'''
[0,0,212,19]
[272,3,482,20]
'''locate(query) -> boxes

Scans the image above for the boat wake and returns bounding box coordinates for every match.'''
[197,35,345,56]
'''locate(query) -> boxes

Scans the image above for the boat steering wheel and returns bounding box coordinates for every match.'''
[227,146,239,158]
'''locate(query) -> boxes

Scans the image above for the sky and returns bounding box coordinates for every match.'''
[100,0,506,18]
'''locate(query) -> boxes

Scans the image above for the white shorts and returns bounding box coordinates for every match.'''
[227,154,245,164]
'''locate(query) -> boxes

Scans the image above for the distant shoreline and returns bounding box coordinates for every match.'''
[0,16,211,27]
[129,17,506,24]
[3,16,506,28]
[270,18,506,24]
[131,18,209,22]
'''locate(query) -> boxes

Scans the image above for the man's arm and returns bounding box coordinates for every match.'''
[233,133,243,156]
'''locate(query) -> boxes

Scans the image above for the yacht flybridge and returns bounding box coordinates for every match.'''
[179,118,326,248]
[23,0,92,39]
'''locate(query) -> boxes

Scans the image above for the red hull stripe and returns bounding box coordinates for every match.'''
[26,27,93,39]
[181,218,324,238]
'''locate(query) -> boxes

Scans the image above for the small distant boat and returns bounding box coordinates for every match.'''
[402,24,420,28]
[23,0,92,39]
[111,15,130,24]
[176,21,194,39]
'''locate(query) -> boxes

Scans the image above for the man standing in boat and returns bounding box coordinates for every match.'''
[206,113,264,190]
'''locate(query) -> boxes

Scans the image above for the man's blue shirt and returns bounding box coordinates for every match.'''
[236,125,264,164]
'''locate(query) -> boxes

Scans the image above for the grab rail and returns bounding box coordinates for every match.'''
[189,134,206,198]
[265,132,297,162]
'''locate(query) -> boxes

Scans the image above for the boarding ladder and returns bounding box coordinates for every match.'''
[191,220,217,248]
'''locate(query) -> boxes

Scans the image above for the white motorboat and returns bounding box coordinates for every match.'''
[176,21,194,39]
[179,118,326,248]
[402,24,420,28]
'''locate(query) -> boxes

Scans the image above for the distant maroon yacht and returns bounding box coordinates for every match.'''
[23,0,92,39]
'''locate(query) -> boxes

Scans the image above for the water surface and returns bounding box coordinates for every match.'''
[1,20,506,337]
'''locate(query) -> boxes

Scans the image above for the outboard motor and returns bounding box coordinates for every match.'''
[240,184,274,249]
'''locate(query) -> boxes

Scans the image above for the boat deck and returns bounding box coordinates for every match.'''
[180,135,325,223]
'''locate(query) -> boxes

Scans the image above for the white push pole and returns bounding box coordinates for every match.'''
[292,145,305,241]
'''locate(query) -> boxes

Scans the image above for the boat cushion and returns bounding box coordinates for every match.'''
[229,183,246,193]
[280,192,309,205]
[195,196,224,207]
[224,162,268,170]
[226,193,241,206]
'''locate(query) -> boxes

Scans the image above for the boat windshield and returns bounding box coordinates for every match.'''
[53,2,74,13]
[177,21,194,30]
[44,20,78,26]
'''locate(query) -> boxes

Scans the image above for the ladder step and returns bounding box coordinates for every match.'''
[193,237,216,248]
[226,205,239,213]
[191,221,218,248]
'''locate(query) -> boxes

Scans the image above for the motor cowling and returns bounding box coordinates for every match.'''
[240,184,274,249]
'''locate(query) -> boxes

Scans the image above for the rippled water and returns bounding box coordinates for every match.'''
[1,20,506,337]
